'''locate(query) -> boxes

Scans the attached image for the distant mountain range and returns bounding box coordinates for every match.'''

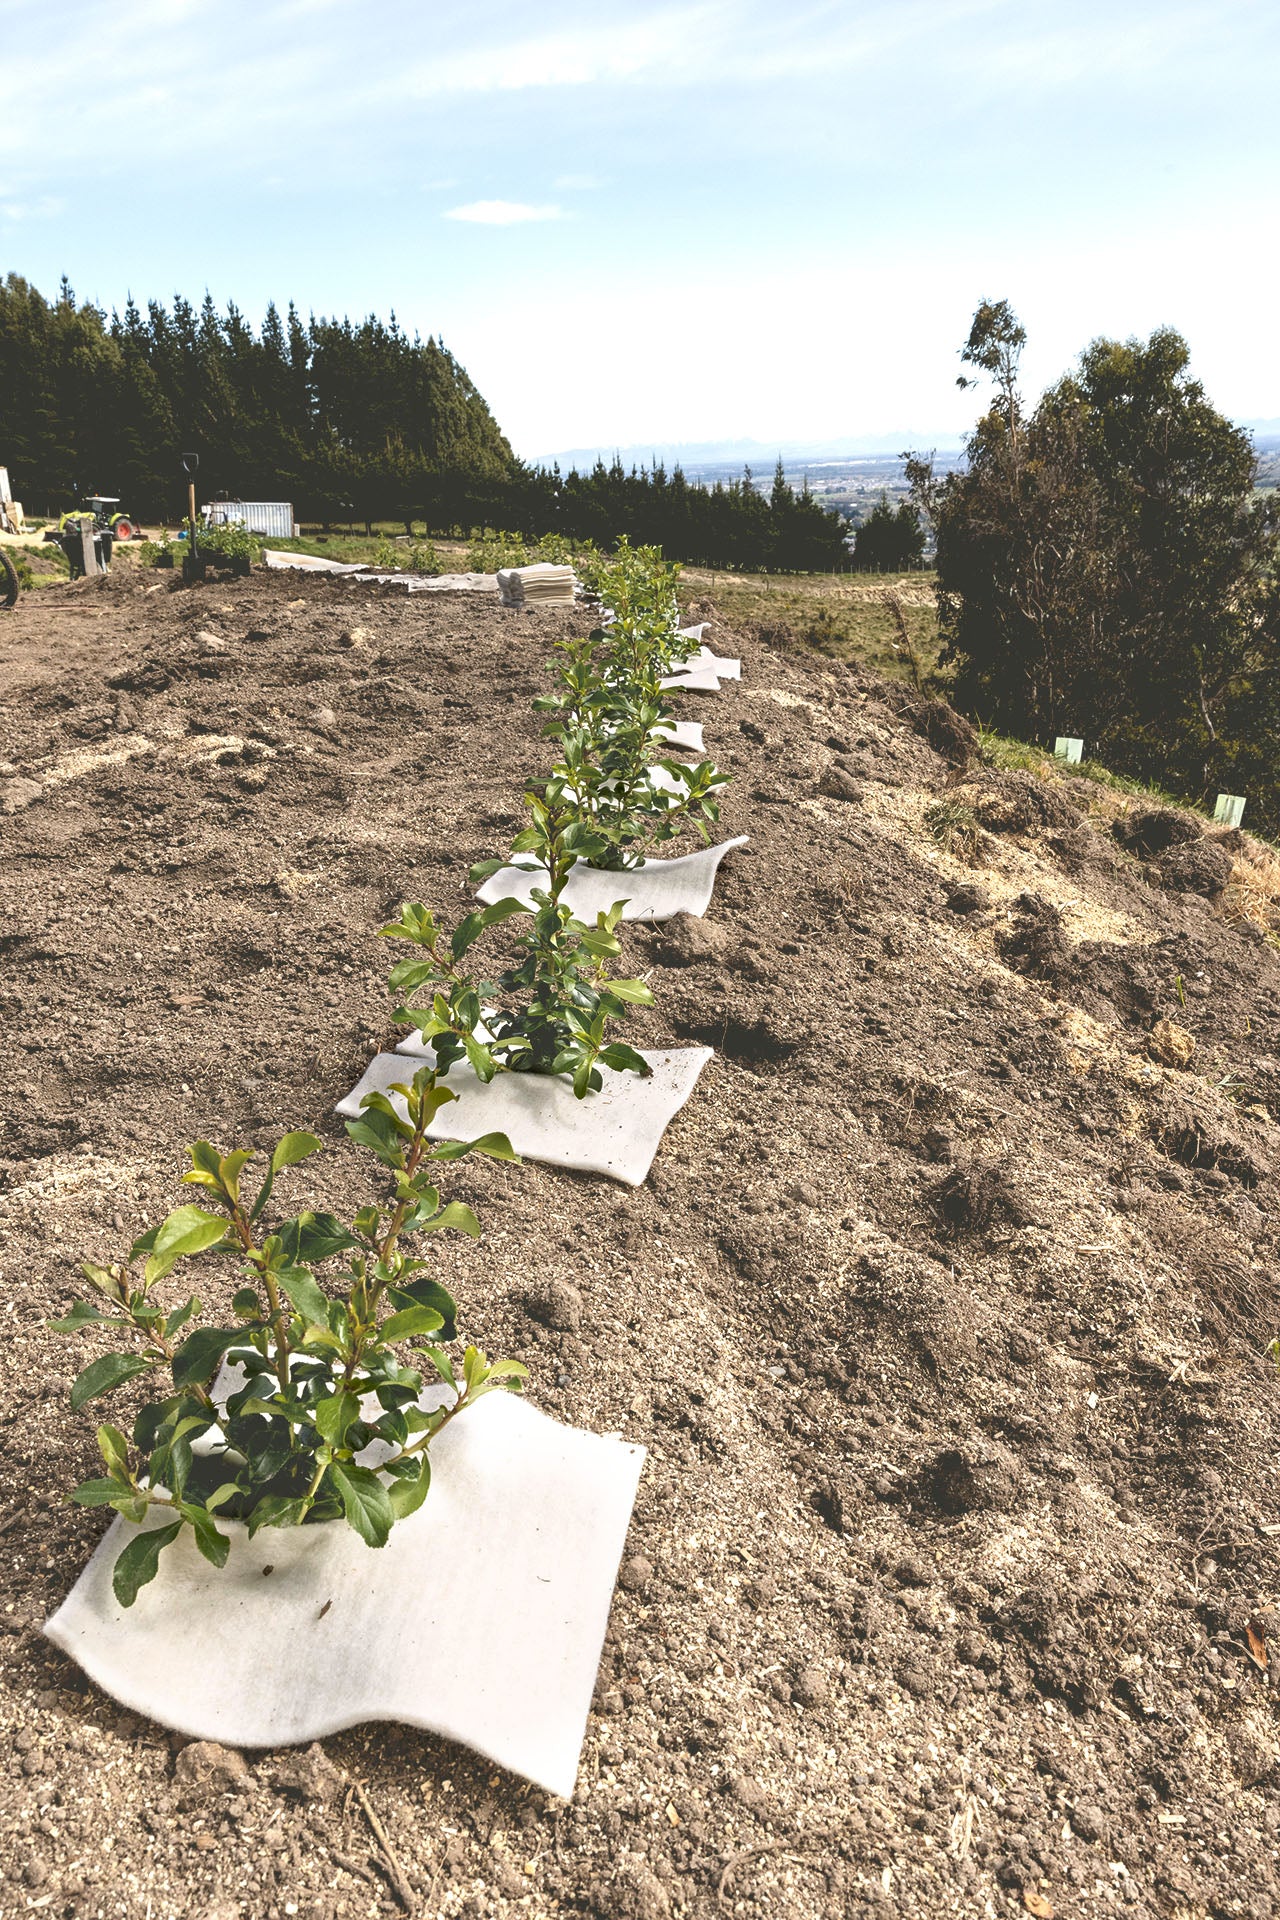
[536,420,1280,472]
[532,433,962,471]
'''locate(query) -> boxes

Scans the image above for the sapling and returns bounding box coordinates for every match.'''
[386,793,655,1097]
[532,545,730,869]
[52,1069,526,1607]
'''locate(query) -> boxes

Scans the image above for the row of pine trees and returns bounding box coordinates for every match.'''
[0,274,852,572]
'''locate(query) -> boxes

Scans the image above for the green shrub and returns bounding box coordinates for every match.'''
[466,528,528,572]
[52,1087,525,1605]
[385,800,654,1099]
[193,518,262,565]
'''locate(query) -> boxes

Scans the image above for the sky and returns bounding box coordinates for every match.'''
[2,0,1278,461]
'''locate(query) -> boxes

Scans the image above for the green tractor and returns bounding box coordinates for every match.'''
[58,495,144,542]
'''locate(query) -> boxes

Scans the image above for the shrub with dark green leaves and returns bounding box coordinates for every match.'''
[533,541,728,868]
[385,793,654,1097]
[53,1071,525,1606]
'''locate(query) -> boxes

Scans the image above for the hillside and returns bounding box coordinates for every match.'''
[1,567,1278,1918]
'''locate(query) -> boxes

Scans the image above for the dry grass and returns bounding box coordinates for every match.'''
[1220,843,1280,938]
[678,566,942,684]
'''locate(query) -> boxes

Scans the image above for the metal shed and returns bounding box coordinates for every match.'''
[206,500,297,540]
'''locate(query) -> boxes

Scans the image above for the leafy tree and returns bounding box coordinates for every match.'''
[0,272,852,572]
[909,303,1280,823]
[852,492,925,572]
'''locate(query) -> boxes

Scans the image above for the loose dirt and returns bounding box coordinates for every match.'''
[1,566,1278,1920]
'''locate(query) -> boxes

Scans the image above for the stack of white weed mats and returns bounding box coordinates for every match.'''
[498,563,577,607]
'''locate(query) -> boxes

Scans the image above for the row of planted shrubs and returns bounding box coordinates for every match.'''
[56,543,729,1601]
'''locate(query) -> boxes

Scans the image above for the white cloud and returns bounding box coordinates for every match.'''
[0,195,65,221]
[444,199,565,225]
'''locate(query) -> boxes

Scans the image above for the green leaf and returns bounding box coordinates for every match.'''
[381,1305,445,1342]
[70,1352,154,1412]
[145,1205,229,1282]
[171,1326,242,1391]
[422,1346,458,1391]
[430,1129,520,1164]
[387,1455,432,1520]
[96,1423,131,1474]
[217,1149,255,1201]
[70,1477,130,1507]
[245,1494,310,1535]
[597,1042,652,1077]
[329,1462,395,1548]
[278,1212,359,1265]
[278,1267,329,1327]
[389,1277,459,1342]
[604,978,654,1006]
[573,1056,596,1100]
[48,1301,130,1333]
[418,1200,481,1240]
[272,1131,323,1173]
[315,1390,360,1446]
[112,1521,183,1609]
[188,1141,223,1178]
[203,1482,242,1514]
[232,1286,262,1319]
[183,1505,230,1569]
[164,1296,199,1338]
[463,1034,497,1082]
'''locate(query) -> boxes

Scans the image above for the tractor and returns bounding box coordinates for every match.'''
[57,495,144,542]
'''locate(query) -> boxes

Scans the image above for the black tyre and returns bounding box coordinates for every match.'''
[0,547,18,609]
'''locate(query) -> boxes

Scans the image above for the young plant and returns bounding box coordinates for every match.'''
[384,793,655,1097]
[532,541,731,869]
[52,1070,526,1607]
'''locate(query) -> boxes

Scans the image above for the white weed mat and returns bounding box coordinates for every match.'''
[338,1047,713,1185]
[663,646,741,689]
[655,719,704,752]
[45,1390,644,1798]
[475,836,748,922]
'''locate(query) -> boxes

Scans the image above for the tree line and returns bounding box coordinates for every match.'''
[0,274,851,572]
[910,300,1280,831]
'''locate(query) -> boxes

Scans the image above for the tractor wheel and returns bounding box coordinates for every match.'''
[0,547,19,609]
[112,517,135,541]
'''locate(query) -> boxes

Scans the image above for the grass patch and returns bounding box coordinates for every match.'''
[677,566,942,686]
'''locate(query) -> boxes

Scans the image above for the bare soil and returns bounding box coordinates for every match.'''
[1,566,1279,1920]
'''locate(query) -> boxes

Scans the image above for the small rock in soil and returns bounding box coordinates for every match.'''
[618,1553,654,1593]
[655,913,726,968]
[268,1740,344,1803]
[819,765,862,802]
[591,1860,671,1919]
[946,882,991,914]
[1071,1804,1109,1843]
[921,1443,1022,1515]
[1147,1016,1197,1068]
[792,1663,829,1706]
[525,1277,583,1331]
[173,1740,252,1801]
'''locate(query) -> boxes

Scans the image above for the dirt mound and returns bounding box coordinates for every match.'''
[1,573,1279,1916]
[975,771,1082,836]
[1114,805,1204,856]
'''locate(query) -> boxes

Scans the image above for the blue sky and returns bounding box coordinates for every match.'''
[3,0,1277,459]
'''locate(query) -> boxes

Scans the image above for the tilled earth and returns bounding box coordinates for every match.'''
[0,564,1278,1920]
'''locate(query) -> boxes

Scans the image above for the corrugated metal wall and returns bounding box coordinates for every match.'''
[206,501,295,539]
